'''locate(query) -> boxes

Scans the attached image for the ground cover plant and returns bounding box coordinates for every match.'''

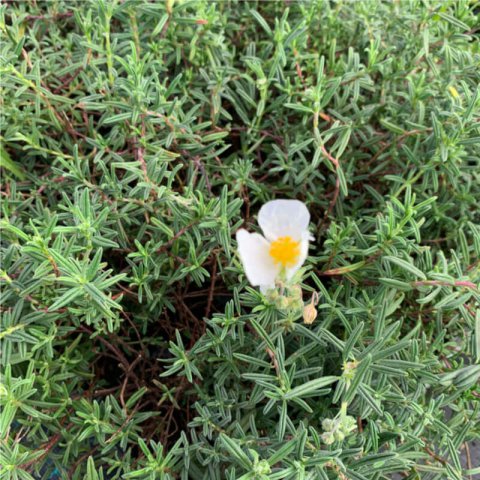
[1,0,480,478]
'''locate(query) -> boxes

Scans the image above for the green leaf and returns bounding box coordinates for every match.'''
[475,309,480,362]
[49,287,84,311]
[219,434,253,470]
[0,403,17,437]
[249,10,272,35]
[284,103,314,114]
[436,12,469,31]
[0,144,25,180]
[383,256,427,280]
[267,438,296,466]
[250,318,275,351]
[284,376,338,400]
[344,355,372,403]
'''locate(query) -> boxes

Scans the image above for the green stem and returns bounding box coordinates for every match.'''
[393,169,424,199]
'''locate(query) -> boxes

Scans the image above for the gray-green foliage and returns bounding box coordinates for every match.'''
[1,0,479,478]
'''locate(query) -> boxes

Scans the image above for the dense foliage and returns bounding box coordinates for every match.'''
[1,0,480,479]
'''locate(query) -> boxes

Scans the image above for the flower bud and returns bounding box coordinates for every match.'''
[303,303,317,324]
[321,432,335,445]
[254,460,271,475]
[322,418,335,431]
[289,284,303,300]
[275,295,289,310]
[265,288,279,302]
[334,430,345,442]
[341,415,357,433]
[290,298,304,311]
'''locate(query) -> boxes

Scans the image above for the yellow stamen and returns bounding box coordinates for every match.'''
[269,236,300,267]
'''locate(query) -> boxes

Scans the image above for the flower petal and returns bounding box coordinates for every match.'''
[236,229,279,288]
[258,199,310,241]
[286,231,310,280]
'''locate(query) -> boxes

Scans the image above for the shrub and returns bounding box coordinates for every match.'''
[1,1,479,479]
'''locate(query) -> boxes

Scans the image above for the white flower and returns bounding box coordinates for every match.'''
[236,199,312,292]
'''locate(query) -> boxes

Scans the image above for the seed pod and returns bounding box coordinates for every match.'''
[303,303,318,324]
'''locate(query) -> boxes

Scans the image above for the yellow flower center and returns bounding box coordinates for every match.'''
[269,236,300,267]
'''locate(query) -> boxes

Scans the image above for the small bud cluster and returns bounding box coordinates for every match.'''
[253,459,271,475]
[321,415,356,445]
[342,360,359,381]
[249,449,271,477]
[265,283,304,312]
[266,287,321,327]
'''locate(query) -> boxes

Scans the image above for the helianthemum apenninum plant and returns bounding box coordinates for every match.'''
[1,0,479,479]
